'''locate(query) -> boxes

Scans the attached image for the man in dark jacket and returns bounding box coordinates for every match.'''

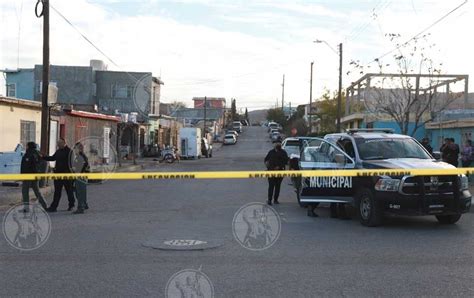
[43,138,75,212]
[21,142,47,211]
[420,138,433,155]
[264,142,288,205]
[440,138,459,167]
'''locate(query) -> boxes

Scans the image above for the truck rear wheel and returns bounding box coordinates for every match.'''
[356,188,383,227]
[435,214,461,224]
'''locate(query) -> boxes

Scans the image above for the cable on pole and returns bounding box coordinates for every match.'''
[35,0,44,18]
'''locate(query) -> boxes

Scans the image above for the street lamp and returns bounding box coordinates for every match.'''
[314,39,343,132]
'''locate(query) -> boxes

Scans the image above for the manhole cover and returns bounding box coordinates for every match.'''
[143,239,223,251]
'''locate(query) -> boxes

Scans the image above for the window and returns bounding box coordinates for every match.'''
[37,81,57,94]
[6,83,16,97]
[20,120,36,148]
[356,138,431,160]
[112,84,133,98]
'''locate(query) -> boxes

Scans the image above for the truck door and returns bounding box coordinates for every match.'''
[298,138,356,204]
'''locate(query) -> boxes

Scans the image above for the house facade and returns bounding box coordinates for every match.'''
[4,60,163,118]
[0,96,42,152]
[193,97,226,109]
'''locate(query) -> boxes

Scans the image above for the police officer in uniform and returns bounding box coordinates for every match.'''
[264,141,288,205]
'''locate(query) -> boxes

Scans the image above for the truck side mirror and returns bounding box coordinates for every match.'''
[432,151,441,160]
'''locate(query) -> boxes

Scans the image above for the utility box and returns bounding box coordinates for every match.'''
[0,144,23,174]
[179,128,202,159]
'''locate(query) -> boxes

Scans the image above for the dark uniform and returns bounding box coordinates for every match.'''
[264,145,288,205]
[21,143,47,210]
[43,145,75,211]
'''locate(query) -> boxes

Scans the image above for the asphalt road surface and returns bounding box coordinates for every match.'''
[1,127,473,297]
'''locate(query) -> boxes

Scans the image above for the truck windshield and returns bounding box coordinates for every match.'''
[356,138,431,160]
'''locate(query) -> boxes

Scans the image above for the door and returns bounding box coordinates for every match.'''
[181,138,187,156]
[49,120,59,168]
[298,137,356,204]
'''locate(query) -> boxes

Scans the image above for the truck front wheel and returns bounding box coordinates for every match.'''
[356,188,383,227]
[435,214,461,224]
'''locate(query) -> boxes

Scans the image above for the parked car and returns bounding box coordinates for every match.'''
[233,121,243,133]
[282,137,301,158]
[267,122,278,132]
[271,131,281,142]
[269,129,279,137]
[201,138,213,158]
[223,134,237,145]
[226,130,239,137]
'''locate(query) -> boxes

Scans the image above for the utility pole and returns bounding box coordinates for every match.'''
[309,61,314,134]
[281,74,285,110]
[203,96,207,138]
[337,43,343,132]
[40,0,50,155]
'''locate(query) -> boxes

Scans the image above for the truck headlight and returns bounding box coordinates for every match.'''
[375,178,401,192]
[460,175,469,190]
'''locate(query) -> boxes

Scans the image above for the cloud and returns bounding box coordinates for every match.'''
[0,0,473,109]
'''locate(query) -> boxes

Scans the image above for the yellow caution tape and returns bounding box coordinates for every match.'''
[0,168,474,181]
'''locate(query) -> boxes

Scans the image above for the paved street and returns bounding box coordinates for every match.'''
[1,126,473,297]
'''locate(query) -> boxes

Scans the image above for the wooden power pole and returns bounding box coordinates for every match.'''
[281,74,285,110]
[337,43,343,132]
[40,0,50,154]
[309,61,314,133]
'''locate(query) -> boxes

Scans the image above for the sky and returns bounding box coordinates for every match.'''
[0,0,472,110]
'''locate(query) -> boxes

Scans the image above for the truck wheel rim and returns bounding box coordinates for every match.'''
[360,197,371,220]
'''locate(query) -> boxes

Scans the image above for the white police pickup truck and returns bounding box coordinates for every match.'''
[293,129,471,226]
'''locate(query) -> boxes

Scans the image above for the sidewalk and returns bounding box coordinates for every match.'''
[0,158,159,208]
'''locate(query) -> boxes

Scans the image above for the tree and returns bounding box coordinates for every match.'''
[244,108,249,121]
[283,105,306,135]
[170,101,187,113]
[266,108,286,126]
[349,33,463,136]
[231,99,237,121]
[314,90,338,134]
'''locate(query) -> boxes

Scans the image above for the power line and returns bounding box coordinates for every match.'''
[49,4,121,69]
[359,0,468,68]
[345,0,391,42]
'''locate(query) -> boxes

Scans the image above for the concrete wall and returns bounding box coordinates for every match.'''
[367,121,426,140]
[5,69,35,100]
[34,65,95,105]
[96,71,152,115]
[427,127,474,151]
[0,102,42,151]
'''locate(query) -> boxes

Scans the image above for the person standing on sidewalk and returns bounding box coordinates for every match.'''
[20,142,47,212]
[43,138,75,212]
[264,141,288,205]
[71,142,90,214]
[461,140,473,167]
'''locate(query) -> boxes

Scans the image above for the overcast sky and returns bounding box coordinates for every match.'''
[0,0,472,110]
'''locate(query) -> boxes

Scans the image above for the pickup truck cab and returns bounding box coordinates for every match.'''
[294,129,471,226]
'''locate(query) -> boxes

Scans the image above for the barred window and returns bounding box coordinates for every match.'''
[20,120,36,149]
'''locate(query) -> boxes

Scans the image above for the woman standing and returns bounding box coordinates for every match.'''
[71,142,90,214]
[461,140,473,168]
